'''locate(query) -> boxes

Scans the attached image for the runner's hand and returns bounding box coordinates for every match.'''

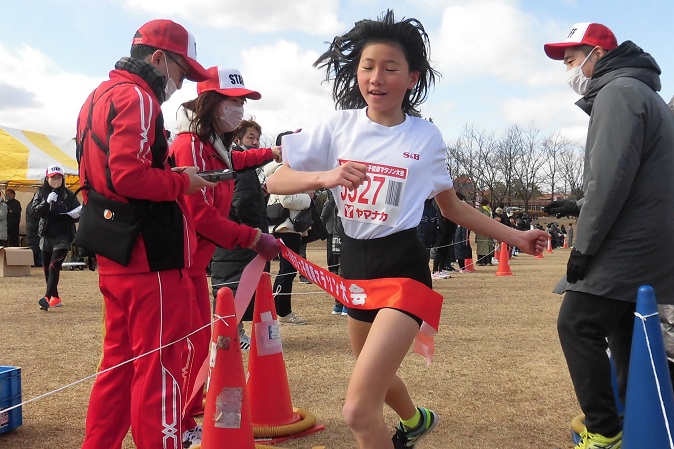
[320,161,368,190]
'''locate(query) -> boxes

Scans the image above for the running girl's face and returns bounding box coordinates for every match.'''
[357,41,419,126]
[47,175,63,189]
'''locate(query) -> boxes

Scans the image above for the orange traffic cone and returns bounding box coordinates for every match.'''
[247,272,300,427]
[563,236,569,248]
[495,242,513,276]
[201,287,255,449]
[463,258,476,272]
[546,237,553,253]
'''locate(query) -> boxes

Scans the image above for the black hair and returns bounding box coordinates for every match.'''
[130,43,158,59]
[276,131,293,147]
[130,43,181,66]
[577,44,596,56]
[314,9,439,116]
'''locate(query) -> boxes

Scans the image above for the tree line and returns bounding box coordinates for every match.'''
[446,124,584,211]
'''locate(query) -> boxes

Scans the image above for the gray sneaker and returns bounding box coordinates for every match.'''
[278,312,308,325]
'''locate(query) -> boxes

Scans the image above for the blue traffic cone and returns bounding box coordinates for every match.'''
[623,285,674,448]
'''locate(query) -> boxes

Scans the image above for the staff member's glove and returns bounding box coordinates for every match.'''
[253,232,282,261]
[542,200,580,218]
[47,191,59,204]
[567,249,592,283]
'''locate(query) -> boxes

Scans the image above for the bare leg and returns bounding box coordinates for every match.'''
[343,309,419,449]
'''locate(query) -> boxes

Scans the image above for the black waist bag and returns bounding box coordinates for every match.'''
[72,189,147,266]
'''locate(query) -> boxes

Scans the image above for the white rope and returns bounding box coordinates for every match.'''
[1,313,235,414]
[634,311,674,448]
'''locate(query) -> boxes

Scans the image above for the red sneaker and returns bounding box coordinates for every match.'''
[49,297,62,307]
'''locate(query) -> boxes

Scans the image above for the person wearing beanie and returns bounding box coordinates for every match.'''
[77,19,215,449]
[169,66,281,448]
[542,22,674,449]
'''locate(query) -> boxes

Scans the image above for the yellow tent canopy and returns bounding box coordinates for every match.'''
[0,125,79,191]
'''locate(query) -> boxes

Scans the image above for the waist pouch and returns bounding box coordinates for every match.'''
[73,189,147,266]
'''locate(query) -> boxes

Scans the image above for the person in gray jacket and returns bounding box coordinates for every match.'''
[543,22,674,448]
[0,194,7,246]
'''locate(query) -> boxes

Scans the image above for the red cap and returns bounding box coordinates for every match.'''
[46,165,64,178]
[544,22,618,60]
[132,19,210,82]
[197,67,261,100]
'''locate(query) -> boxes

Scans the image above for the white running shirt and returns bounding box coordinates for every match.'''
[283,108,453,240]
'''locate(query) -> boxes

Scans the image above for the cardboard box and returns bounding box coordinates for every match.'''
[0,247,33,277]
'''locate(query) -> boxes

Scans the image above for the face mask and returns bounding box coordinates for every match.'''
[163,57,178,102]
[566,48,596,96]
[217,103,244,133]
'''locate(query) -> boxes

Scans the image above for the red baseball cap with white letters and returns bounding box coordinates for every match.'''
[544,22,618,60]
[46,165,65,178]
[197,67,262,100]
[132,19,210,82]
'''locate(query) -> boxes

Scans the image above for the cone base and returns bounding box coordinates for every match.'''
[254,422,326,445]
[252,410,302,428]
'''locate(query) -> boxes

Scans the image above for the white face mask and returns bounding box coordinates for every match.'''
[566,48,597,96]
[163,57,178,102]
[217,103,244,133]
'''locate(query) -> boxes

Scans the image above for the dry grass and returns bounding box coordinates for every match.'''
[0,242,579,449]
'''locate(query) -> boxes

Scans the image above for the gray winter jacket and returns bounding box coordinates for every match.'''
[556,41,674,304]
[0,200,7,241]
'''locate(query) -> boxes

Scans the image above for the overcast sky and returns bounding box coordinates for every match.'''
[1,0,673,147]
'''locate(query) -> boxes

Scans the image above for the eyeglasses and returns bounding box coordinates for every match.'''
[166,53,188,81]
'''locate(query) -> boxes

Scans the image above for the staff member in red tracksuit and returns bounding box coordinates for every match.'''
[76,20,214,449]
[170,66,281,448]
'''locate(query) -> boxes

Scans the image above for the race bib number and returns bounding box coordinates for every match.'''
[338,159,407,227]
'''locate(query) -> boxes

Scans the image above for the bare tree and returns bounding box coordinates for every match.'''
[450,125,500,205]
[558,144,585,200]
[494,126,522,206]
[541,132,573,200]
[511,125,547,210]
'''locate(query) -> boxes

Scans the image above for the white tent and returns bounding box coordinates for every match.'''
[0,125,78,189]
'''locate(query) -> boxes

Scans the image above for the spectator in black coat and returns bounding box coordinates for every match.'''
[5,189,21,247]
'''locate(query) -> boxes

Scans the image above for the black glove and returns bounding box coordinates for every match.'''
[542,200,580,218]
[566,249,592,283]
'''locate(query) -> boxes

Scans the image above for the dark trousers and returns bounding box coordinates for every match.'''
[557,290,635,436]
[272,232,302,317]
[7,232,20,247]
[42,248,68,298]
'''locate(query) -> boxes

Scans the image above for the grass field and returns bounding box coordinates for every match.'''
[0,241,581,449]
